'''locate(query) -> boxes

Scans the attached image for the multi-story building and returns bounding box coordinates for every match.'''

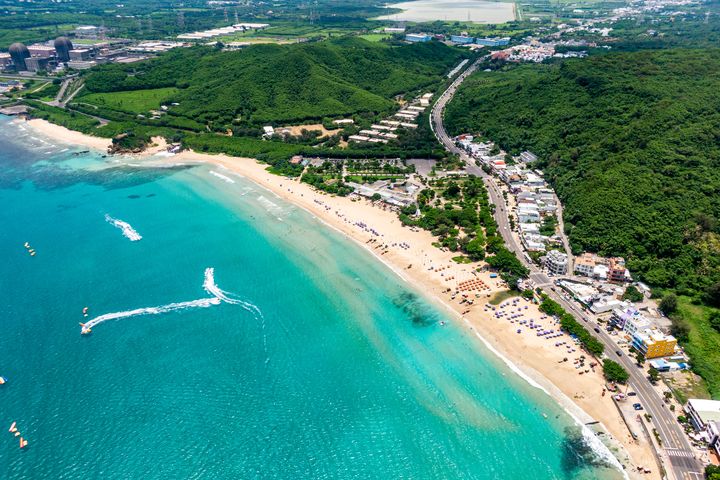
[70,49,92,61]
[623,314,653,337]
[405,33,431,43]
[685,399,720,457]
[475,37,511,46]
[574,253,597,277]
[24,56,49,72]
[451,35,475,45]
[27,45,56,57]
[611,305,642,330]
[608,257,629,283]
[0,52,12,68]
[631,329,677,359]
[517,206,540,223]
[545,250,568,275]
[520,151,538,163]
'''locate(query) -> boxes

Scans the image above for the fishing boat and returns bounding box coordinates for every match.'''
[19,437,28,449]
[0,376,7,385]
[9,422,16,433]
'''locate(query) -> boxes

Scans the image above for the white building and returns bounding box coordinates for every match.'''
[623,314,653,337]
[685,399,720,457]
[518,207,541,223]
[520,223,540,234]
[545,250,568,275]
[525,172,545,188]
[520,151,538,163]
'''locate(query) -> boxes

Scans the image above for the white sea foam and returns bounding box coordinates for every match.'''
[209,170,235,184]
[257,195,280,211]
[458,314,626,476]
[105,214,142,241]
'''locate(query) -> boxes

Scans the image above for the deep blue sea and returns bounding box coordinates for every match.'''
[0,115,622,479]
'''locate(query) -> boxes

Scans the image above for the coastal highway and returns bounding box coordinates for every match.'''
[431,59,704,480]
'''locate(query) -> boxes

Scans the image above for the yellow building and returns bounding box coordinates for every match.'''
[632,329,677,359]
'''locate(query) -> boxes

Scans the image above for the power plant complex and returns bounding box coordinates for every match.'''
[1,37,85,72]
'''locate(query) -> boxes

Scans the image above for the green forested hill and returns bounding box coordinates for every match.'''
[80,38,465,126]
[445,49,720,302]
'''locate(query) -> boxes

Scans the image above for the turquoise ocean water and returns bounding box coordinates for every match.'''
[0,115,621,479]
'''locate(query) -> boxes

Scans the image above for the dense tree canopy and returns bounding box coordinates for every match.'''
[81,38,466,127]
[446,49,720,300]
[602,359,629,384]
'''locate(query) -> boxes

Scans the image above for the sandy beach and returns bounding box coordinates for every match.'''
[24,117,659,478]
[22,119,113,151]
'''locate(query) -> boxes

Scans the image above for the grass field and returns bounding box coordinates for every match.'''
[79,87,179,114]
[676,297,720,399]
[358,33,392,42]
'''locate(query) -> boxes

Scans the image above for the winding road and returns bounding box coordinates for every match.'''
[431,57,704,480]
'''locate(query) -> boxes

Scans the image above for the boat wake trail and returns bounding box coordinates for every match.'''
[203,268,269,361]
[105,214,142,241]
[80,298,220,334]
[203,268,261,316]
[81,268,266,356]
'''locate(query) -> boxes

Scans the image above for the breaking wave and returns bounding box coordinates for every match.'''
[209,170,235,184]
[105,214,142,241]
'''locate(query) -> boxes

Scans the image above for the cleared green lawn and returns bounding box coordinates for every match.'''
[79,87,179,114]
[358,33,391,42]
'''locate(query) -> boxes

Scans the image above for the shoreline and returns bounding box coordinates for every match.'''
[21,116,658,479]
[20,118,113,151]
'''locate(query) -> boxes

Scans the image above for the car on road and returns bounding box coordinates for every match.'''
[616,350,623,357]
[628,392,637,396]
[633,403,643,411]
[594,327,600,333]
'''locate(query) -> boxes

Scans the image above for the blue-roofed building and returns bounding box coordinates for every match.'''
[405,33,431,43]
[648,358,687,372]
[476,37,511,47]
[450,35,475,45]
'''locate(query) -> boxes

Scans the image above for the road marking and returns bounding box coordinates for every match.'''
[665,447,695,458]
